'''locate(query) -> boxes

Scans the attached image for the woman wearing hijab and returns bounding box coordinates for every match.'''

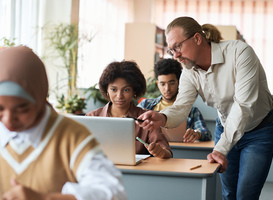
[0,46,127,200]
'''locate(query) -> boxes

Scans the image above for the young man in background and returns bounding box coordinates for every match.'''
[138,58,211,142]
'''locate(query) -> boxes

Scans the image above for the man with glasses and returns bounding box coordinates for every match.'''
[138,59,211,142]
[137,16,273,200]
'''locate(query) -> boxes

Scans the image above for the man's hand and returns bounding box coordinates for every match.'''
[137,110,167,131]
[2,179,46,200]
[207,150,228,173]
[183,128,200,143]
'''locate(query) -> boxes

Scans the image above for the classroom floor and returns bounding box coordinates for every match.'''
[260,182,273,200]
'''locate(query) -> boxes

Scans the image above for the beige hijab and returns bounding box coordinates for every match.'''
[0,46,48,110]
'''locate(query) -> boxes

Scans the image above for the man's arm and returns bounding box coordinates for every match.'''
[189,107,212,141]
[137,110,167,131]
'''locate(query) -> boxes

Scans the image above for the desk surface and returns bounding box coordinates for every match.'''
[116,157,219,177]
[169,140,215,150]
[168,141,222,200]
[117,157,220,200]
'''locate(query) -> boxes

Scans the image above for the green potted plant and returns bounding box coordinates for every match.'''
[144,76,161,99]
[43,23,93,114]
[0,37,16,49]
[85,83,108,105]
[137,75,161,105]
[55,94,86,114]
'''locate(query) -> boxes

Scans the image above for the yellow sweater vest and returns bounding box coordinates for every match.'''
[0,109,100,195]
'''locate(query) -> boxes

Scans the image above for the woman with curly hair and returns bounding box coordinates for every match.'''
[86,60,172,159]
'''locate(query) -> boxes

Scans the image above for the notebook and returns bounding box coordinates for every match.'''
[161,120,187,142]
[67,115,149,165]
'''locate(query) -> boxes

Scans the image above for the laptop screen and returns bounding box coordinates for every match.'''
[67,115,138,165]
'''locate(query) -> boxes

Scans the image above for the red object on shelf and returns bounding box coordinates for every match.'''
[138,97,146,104]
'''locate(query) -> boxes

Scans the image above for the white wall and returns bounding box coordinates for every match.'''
[39,0,72,104]
[133,0,153,23]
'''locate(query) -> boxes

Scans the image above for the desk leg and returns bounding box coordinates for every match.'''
[216,173,223,200]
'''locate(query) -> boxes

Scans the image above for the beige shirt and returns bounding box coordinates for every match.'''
[161,40,273,156]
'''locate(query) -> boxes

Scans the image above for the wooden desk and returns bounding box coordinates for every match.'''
[117,157,219,200]
[169,141,214,159]
[169,141,223,200]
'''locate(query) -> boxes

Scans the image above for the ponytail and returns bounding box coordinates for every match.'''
[202,24,223,43]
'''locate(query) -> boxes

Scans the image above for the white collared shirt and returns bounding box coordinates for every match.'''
[162,40,273,156]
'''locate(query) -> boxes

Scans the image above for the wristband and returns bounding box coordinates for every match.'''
[194,129,201,138]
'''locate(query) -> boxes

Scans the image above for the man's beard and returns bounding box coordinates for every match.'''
[178,58,196,70]
[162,91,178,101]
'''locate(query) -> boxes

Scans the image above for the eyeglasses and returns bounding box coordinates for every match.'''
[167,34,195,56]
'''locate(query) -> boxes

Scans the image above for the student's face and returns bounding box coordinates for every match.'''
[166,27,197,69]
[0,96,40,132]
[157,74,179,102]
[107,78,134,110]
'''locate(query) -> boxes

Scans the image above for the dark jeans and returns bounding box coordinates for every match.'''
[215,114,273,200]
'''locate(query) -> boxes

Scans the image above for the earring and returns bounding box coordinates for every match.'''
[134,94,137,98]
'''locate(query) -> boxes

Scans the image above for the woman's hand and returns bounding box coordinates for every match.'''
[137,110,167,131]
[2,179,76,200]
[2,179,46,200]
[147,142,172,158]
[183,128,201,143]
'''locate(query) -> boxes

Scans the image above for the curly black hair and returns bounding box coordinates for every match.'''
[154,58,182,80]
[99,60,146,100]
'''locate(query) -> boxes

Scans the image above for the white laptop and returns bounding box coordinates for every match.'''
[67,115,149,165]
[161,120,187,142]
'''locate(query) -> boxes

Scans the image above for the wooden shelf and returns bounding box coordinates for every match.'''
[124,23,167,78]
[216,25,246,42]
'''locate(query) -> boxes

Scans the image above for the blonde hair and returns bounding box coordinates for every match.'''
[166,17,223,43]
